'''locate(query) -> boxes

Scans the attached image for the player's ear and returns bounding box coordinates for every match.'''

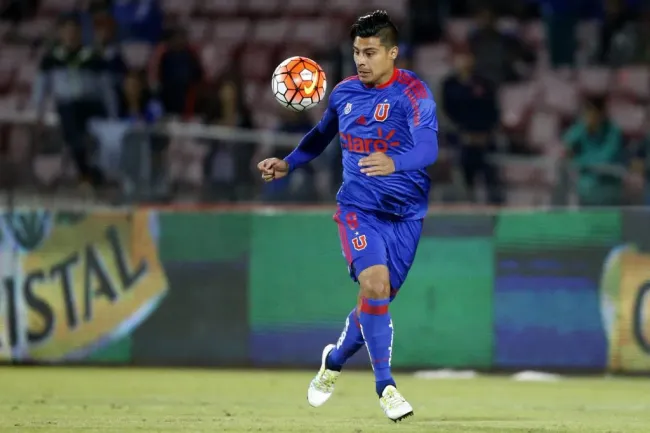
[389,46,398,60]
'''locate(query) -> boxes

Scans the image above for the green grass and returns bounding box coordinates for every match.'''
[0,368,648,432]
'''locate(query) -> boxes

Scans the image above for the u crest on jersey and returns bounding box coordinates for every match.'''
[352,234,367,251]
[373,103,390,122]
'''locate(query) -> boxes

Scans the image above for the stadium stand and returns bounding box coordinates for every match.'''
[0,0,647,206]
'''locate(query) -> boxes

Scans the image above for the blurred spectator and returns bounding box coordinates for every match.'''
[535,0,579,68]
[120,69,162,122]
[197,75,254,202]
[468,6,536,85]
[32,14,118,189]
[78,0,113,46]
[562,96,625,206]
[94,14,127,97]
[598,0,648,66]
[631,6,650,63]
[148,28,203,118]
[599,0,639,65]
[117,69,166,200]
[442,50,503,204]
[112,0,163,45]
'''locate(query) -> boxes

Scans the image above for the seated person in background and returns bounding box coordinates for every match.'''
[562,96,625,207]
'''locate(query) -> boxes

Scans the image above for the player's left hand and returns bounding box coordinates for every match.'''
[358,152,396,176]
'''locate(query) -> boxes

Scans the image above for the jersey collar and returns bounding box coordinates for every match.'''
[364,68,399,90]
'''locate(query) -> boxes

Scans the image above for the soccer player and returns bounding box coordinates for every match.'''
[257,10,438,422]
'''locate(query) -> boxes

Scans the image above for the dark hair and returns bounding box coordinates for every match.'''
[585,95,607,114]
[350,10,398,48]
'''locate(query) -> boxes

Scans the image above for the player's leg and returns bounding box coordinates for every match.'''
[326,301,364,370]
[357,264,414,422]
[372,217,423,421]
[307,207,382,407]
[324,209,369,372]
[385,218,424,302]
[356,263,395,398]
[307,303,364,407]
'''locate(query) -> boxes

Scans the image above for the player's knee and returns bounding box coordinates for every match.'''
[360,278,390,300]
[358,265,390,299]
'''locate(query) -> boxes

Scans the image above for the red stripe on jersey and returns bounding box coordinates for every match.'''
[397,71,417,87]
[332,75,359,92]
[401,76,428,127]
[333,207,354,265]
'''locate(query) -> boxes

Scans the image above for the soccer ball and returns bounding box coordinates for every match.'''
[271,56,327,112]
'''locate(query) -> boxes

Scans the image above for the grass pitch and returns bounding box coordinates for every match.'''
[0,367,648,432]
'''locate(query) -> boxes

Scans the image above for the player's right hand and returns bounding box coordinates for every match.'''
[257,158,289,182]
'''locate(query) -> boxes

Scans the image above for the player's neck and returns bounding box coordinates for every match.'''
[370,68,398,89]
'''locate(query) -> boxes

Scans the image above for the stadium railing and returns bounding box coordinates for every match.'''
[0,111,633,206]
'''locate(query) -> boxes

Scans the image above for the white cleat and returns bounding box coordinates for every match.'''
[380,385,414,422]
[307,344,340,407]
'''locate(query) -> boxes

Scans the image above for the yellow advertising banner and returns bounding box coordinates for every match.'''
[0,211,168,361]
[601,244,650,371]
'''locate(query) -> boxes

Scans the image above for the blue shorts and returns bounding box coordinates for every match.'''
[333,205,423,296]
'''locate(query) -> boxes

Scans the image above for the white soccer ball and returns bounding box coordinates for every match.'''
[271,56,327,112]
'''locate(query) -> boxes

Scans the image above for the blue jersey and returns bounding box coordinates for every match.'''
[285,68,439,220]
[326,69,438,219]
[284,69,438,290]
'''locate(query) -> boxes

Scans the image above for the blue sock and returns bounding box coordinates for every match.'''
[358,297,396,397]
[326,308,365,371]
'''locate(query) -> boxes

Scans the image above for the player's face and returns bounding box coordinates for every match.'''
[353,37,397,85]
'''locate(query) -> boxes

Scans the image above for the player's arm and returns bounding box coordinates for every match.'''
[391,84,439,172]
[258,96,339,181]
[283,103,339,172]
